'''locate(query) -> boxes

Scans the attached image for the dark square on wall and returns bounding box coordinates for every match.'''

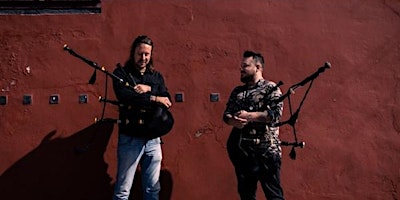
[175,93,184,102]
[49,94,59,104]
[210,93,219,102]
[0,95,7,105]
[79,94,88,104]
[23,94,32,105]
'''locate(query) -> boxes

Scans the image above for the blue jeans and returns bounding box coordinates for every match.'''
[113,134,162,200]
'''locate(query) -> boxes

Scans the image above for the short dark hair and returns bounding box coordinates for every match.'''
[243,50,265,68]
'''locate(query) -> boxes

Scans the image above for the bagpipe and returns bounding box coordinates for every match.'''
[238,62,331,160]
[63,44,174,139]
[273,62,331,159]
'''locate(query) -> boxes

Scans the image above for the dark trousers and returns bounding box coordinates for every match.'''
[233,154,284,200]
[227,133,285,200]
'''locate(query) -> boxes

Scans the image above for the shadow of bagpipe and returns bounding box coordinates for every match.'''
[0,120,174,200]
[0,121,114,200]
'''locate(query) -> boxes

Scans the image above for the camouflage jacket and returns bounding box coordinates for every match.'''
[224,79,283,156]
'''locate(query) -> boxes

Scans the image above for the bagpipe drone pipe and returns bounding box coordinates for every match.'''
[63,44,174,141]
[239,62,331,160]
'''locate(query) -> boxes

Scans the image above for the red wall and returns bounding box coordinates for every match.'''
[1,0,400,199]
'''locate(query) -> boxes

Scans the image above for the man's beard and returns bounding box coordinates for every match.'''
[240,74,253,83]
[136,61,147,69]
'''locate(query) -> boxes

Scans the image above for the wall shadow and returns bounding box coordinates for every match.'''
[0,120,174,200]
[0,121,115,200]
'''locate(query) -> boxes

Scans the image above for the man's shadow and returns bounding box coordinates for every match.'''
[0,120,173,200]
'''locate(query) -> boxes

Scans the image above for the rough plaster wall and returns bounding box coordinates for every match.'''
[0,0,400,199]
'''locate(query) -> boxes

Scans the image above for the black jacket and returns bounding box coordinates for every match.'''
[112,65,171,137]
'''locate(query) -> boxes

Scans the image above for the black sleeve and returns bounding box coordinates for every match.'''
[112,67,151,107]
[153,72,171,99]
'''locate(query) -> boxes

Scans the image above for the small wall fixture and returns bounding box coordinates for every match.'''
[23,94,32,105]
[210,93,219,102]
[175,92,184,102]
[49,94,59,104]
[79,94,88,104]
[0,95,7,105]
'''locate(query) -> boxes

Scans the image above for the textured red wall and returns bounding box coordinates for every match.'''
[1,0,400,199]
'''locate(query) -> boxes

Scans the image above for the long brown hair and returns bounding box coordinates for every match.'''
[125,35,155,72]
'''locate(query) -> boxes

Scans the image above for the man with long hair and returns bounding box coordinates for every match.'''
[112,35,172,200]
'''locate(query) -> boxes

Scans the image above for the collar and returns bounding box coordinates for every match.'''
[127,66,153,76]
